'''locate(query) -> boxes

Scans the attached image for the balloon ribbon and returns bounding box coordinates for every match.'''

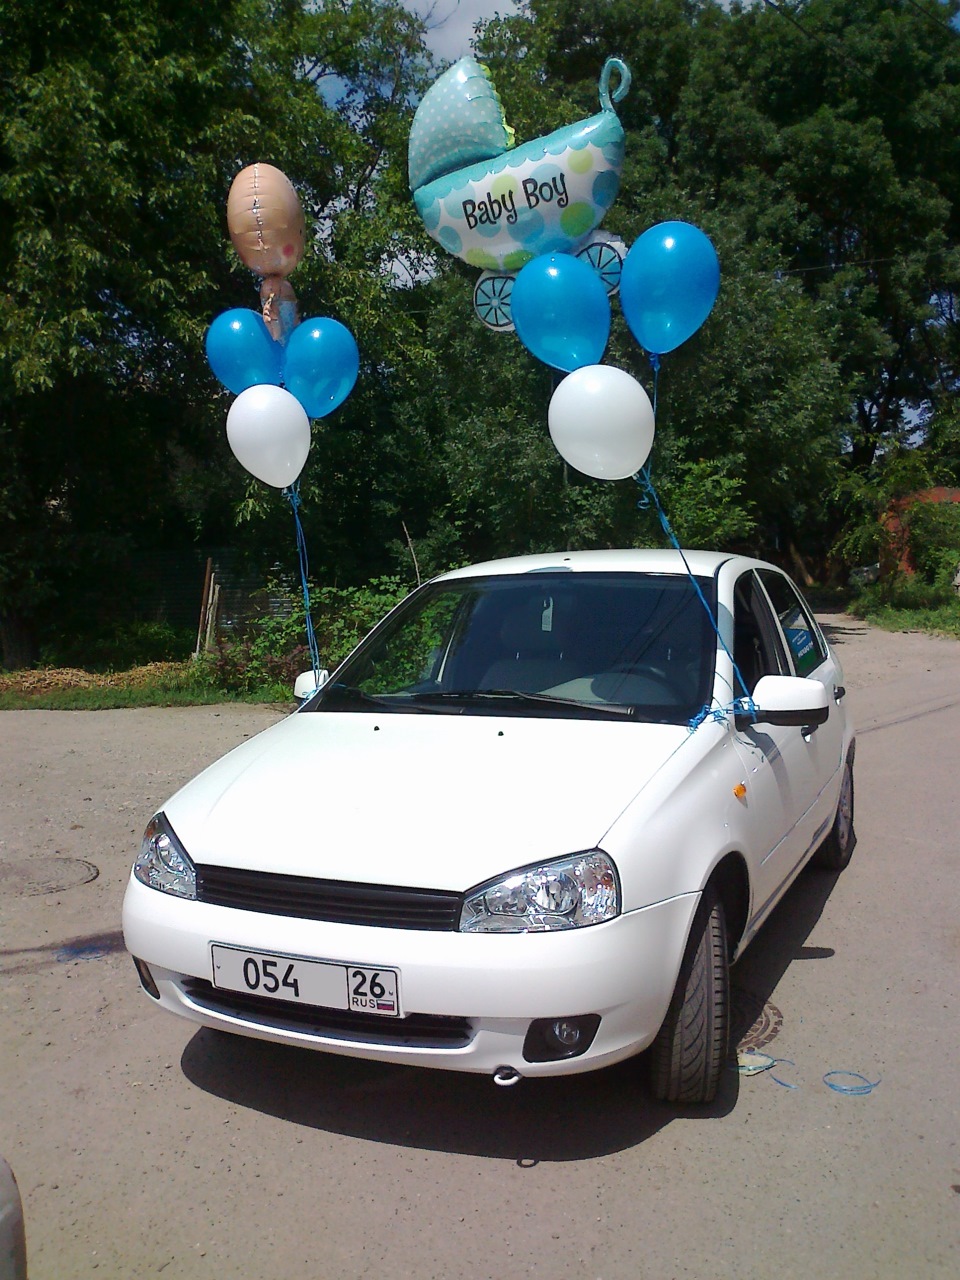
[633,461,755,721]
[283,481,322,684]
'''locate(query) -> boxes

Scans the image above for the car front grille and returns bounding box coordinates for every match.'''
[195,864,462,931]
[181,978,473,1047]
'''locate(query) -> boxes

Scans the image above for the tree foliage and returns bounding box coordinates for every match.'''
[1,0,958,668]
[0,0,433,664]
[475,0,959,553]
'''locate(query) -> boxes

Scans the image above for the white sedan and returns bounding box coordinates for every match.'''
[122,550,855,1103]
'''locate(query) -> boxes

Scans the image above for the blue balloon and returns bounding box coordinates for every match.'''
[619,222,720,355]
[510,253,611,372]
[282,318,360,419]
[205,309,283,394]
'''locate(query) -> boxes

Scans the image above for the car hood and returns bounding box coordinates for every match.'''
[163,710,690,892]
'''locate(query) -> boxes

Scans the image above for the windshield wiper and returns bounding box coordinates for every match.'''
[410,689,637,717]
[313,683,410,712]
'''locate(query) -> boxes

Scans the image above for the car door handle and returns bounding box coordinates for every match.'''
[834,684,846,703]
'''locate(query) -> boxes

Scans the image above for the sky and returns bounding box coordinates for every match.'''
[410,0,520,61]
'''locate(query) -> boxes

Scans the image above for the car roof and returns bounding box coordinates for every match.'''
[434,548,759,582]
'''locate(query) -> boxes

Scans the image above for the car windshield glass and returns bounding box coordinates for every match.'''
[306,571,717,723]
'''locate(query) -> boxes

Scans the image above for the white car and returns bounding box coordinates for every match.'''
[122,550,855,1103]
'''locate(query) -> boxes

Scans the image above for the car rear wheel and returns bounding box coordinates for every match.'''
[649,889,729,1104]
[812,754,855,871]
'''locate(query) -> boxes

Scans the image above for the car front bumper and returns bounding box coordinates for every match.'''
[122,873,699,1079]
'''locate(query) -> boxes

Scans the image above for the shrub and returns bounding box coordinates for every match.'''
[38,619,195,672]
[853,575,956,613]
[904,501,960,588]
[207,576,413,697]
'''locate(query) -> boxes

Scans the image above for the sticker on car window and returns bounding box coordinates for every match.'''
[781,608,817,674]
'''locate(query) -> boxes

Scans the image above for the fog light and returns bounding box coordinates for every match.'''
[551,1019,583,1048]
[133,956,160,1000]
[522,1014,601,1063]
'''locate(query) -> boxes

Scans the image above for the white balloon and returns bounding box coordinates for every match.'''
[226,384,311,488]
[548,364,655,480]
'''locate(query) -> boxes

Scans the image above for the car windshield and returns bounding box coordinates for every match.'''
[305,570,717,723]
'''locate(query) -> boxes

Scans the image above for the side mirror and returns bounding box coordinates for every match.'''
[737,675,830,729]
[293,668,330,702]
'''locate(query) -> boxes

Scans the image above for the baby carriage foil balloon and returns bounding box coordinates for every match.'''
[409,56,631,331]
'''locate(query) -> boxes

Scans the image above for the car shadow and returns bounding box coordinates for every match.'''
[181,1028,737,1162]
[818,619,865,647]
[730,862,842,1053]
[180,864,844,1162]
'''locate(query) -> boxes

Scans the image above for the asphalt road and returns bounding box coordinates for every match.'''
[1,615,958,1279]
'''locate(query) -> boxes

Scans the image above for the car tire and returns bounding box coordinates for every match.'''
[812,754,856,872]
[649,888,729,1104]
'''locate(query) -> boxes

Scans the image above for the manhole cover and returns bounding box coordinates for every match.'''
[0,857,100,897]
[731,988,784,1051]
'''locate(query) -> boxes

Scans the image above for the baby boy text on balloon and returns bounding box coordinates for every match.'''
[462,173,569,230]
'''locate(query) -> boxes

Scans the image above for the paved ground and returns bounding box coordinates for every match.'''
[1,615,958,1279]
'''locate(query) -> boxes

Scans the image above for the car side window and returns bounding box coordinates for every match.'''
[757,570,828,677]
[732,572,790,695]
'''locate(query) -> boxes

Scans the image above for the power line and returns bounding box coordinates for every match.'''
[778,254,901,276]
[777,244,960,276]
[757,0,926,113]
[900,0,960,38]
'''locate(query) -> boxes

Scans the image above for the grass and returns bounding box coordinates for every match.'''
[846,599,960,637]
[0,661,292,711]
[846,576,960,638]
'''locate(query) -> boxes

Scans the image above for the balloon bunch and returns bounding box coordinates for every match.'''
[205,163,360,489]
[510,221,720,481]
[406,54,721,484]
[203,163,361,684]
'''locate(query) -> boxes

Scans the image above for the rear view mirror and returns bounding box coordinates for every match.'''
[738,675,830,729]
[293,669,330,701]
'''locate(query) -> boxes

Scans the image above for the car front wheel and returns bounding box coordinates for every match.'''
[649,888,729,1104]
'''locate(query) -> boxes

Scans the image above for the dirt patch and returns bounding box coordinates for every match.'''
[0,662,189,695]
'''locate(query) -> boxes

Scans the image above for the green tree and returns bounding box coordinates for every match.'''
[0,0,434,667]
[675,0,960,476]
[466,0,959,571]
[420,3,839,563]
[4,0,958,672]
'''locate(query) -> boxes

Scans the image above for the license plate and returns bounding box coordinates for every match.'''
[211,945,400,1017]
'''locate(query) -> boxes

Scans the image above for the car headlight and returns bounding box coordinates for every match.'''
[459,851,620,933]
[134,813,197,899]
